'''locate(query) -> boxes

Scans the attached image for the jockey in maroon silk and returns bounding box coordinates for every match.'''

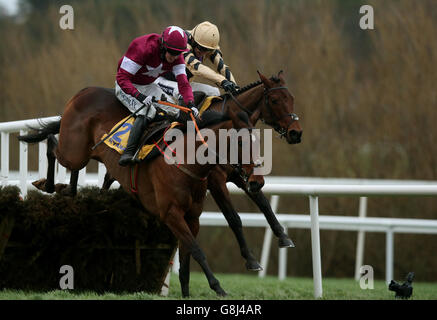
[116,26,198,166]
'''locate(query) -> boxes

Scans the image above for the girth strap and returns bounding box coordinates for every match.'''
[130,163,139,193]
[175,165,208,181]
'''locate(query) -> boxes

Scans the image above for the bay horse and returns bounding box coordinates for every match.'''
[18,89,256,296]
[205,70,302,270]
[103,70,303,271]
[19,70,302,292]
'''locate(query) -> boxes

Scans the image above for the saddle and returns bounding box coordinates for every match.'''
[133,118,177,162]
[132,91,211,162]
[102,90,221,163]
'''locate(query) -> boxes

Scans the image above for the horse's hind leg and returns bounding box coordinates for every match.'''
[32,134,57,193]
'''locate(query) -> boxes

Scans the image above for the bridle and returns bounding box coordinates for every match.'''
[227,85,299,139]
[174,83,301,184]
[222,83,300,181]
[262,87,300,139]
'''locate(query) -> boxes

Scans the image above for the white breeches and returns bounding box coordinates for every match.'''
[115,81,180,120]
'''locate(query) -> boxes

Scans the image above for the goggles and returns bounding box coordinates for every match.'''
[196,43,213,52]
[166,48,182,57]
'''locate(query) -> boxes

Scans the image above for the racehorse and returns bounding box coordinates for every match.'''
[205,70,302,270]
[103,70,303,271]
[18,70,302,294]
[18,88,257,296]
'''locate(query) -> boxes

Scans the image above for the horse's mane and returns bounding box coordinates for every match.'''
[234,76,281,96]
[235,80,262,95]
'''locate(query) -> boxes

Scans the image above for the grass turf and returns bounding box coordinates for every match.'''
[0,272,436,300]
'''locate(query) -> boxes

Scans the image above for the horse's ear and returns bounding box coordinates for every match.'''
[257,70,272,88]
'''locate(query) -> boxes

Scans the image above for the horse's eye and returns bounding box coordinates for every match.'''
[271,99,278,104]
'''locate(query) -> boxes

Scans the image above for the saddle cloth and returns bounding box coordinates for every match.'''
[101,95,221,161]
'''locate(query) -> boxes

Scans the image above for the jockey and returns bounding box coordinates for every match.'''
[115,26,197,166]
[155,21,238,100]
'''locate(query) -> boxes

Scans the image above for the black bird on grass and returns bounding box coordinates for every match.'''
[388,272,414,299]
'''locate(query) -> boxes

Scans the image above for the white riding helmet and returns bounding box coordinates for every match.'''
[192,21,220,50]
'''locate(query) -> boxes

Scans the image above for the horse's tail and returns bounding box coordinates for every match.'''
[17,118,61,143]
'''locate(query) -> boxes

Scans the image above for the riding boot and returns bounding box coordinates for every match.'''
[119,115,147,166]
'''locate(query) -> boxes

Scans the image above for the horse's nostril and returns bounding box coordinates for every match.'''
[289,130,298,138]
[288,130,302,144]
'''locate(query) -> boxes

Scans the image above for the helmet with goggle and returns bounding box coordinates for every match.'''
[161,26,188,56]
[192,21,219,51]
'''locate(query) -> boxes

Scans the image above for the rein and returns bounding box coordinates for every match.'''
[161,127,252,182]
[154,111,257,182]
[156,100,208,147]
[228,93,255,117]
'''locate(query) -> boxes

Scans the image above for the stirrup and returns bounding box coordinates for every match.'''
[119,152,136,166]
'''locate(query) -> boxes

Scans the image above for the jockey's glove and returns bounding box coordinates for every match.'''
[187,101,200,118]
[221,80,238,95]
[142,95,154,107]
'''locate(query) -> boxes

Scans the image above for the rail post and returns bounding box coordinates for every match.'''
[309,195,323,298]
[386,228,394,284]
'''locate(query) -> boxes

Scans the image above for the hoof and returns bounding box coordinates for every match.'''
[246,260,263,272]
[279,237,295,248]
[216,288,227,297]
[54,183,69,194]
[56,184,76,197]
[32,179,54,193]
[211,282,227,297]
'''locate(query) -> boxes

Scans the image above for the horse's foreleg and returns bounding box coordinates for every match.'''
[164,206,226,297]
[57,169,79,196]
[69,170,79,195]
[101,172,116,190]
[247,190,295,248]
[208,175,262,271]
[228,172,295,248]
[178,240,191,297]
